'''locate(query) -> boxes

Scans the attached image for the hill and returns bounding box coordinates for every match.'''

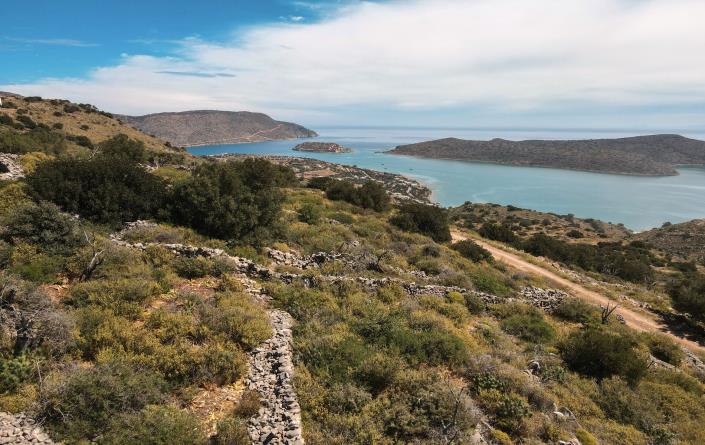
[0,93,180,155]
[119,110,317,147]
[388,134,705,176]
[634,219,705,263]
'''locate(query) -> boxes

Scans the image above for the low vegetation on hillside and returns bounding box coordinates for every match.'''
[1,106,705,444]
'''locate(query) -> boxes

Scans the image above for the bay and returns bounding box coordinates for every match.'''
[188,127,705,231]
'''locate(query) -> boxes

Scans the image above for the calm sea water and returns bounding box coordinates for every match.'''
[188,127,705,231]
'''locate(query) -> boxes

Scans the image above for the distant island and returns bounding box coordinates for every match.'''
[387,134,705,176]
[293,142,352,153]
[118,110,317,147]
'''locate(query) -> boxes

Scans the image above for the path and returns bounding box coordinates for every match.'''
[451,230,705,354]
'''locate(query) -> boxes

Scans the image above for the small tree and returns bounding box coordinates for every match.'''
[390,203,451,242]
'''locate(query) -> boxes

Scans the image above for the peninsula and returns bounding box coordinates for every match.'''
[387,134,705,176]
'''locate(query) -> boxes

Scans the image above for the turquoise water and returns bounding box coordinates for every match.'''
[188,127,705,231]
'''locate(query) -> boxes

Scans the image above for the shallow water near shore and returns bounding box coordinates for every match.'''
[189,127,705,231]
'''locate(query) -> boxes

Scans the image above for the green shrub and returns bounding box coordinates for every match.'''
[479,222,517,243]
[172,256,233,279]
[500,312,556,343]
[299,202,322,224]
[65,134,93,149]
[0,114,13,126]
[43,362,166,441]
[28,151,167,224]
[170,160,287,242]
[553,298,599,324]
[0,127,67,155]
[668,272,705,320]
[325,179,390,211]
[0,354,33,394]
[559,327,647,384]
[451,239,492,262]
[101,405,206,445]
[390,203,451,242]
[198,292,271,349]
[307,176,335,191]
[198,341,248,386]
[642,333,684,366]
[0,200,83,255]
[70,278,159,316]
[233,390,261,418]
[15,115,37,129]
[576,429,599,445]
[213,417,249,445]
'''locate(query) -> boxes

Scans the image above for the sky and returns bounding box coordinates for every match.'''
[2,0,705,130]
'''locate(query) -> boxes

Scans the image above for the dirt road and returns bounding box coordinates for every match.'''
[451,230,705,354]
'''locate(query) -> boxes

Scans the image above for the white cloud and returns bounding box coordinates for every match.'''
[4,0,705,126]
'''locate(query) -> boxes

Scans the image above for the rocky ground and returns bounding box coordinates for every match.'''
[208,154,432,204]
[0,413,55,445]
[0,154,24,181]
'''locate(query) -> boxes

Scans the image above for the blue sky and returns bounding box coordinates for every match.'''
[2,0,704,130]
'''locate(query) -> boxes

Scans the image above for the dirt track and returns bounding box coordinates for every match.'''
[451,230,705,354]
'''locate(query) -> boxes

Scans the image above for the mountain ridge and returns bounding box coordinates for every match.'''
[118,110,317,147]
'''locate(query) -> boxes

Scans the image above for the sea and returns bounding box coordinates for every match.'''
[188,127,705,231]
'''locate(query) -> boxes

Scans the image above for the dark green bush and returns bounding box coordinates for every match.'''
[478,222,517,243]
[298,202,322,224]
[101,405,206,445]
[0,114,13,126]
[0,354,33,393]
[559,327,647,384]
[668,272,705,320]
[390,203,451,242]
[27,149,167,224]
[170,160,287,242]
[307,176,335,191]
[15,115,37,129]
[213,417,249,445]
[324,179,390,211]
[43,362,167,441]
[65,134,93,149]
[0,201,83,255]
[452,239,492,262]
[172,256,233,279]
[96,134,145,162]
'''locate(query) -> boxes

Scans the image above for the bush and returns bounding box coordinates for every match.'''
[43,362,166,440]
[500,312,555,343]
[451,239,492,262]
[553,298,599,324]
[0,128,67,155]
[0,114,13,126]
[642,333,684,366]
[559,327,647,384]
[65,134,93,149]
[390,203,451,242]
[0,201,83,254]
[478,222,517,243]
[668,272,705,320]
[198,292,271,349]
[172,256,233,279]
[96,134,145,162]
[170,160,287,242]
[101,405,206,445]
[27,151,167,224]
[325,179,390,211]
[566,229,584,238]
[307,176,335,191]
[15,115,36,129]
[299,202,322,224]
[0,354,33,394]
[213,417,249,445]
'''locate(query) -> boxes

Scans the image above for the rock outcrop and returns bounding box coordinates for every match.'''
[0,413,56,444]
[0,154,24,181]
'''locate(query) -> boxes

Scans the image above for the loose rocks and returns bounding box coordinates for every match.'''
[0,413,56,444]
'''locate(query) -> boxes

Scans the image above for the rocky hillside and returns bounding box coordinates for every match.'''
[0,93,179,154]
[119,110,317,147]
[634,219,705,263]
[388,134,705,176]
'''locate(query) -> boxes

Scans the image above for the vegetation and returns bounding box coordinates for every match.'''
[390,203,451,242]
[451,239,492,262]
